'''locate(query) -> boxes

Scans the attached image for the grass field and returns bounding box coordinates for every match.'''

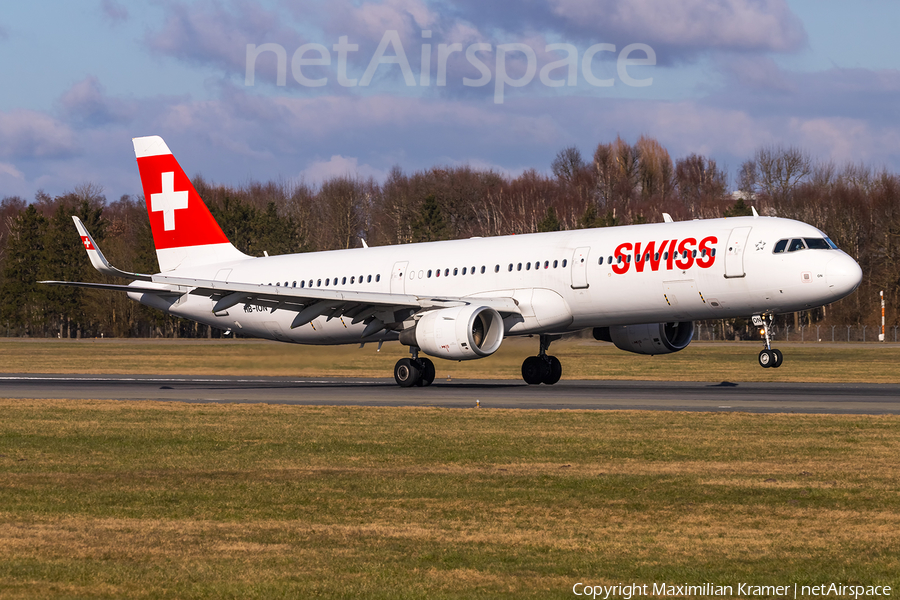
[1,337,899,382]
[0,401,897,599]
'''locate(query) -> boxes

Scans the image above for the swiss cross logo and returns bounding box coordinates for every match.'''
[150,171,189,231]
[81,236,93,250]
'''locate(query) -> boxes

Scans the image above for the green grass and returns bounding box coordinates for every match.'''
[0,401,898,598]
[1,337,899,382]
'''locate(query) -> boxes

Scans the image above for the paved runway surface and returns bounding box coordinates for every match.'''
[1,374,898,414]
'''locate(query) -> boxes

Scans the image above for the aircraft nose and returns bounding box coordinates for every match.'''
[825,253,863,299]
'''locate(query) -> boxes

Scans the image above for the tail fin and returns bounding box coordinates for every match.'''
[133,136,249,272]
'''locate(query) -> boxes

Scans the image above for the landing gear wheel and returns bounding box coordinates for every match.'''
[522,356,544,385]
[542,356,562,385]
[417,358,435,386]
[758,349,774,368]
[394,358,421,387]
[771,349,783,368]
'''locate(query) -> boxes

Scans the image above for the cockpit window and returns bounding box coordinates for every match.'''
[788,239,807,252]
[773,239,788,254]
[804,238,831,250]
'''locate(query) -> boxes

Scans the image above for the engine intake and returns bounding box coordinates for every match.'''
[593,321,694,355]
[402,305,504,360]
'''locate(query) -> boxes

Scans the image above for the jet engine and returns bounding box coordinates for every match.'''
[401,305,504,360]
[593,321,694,355]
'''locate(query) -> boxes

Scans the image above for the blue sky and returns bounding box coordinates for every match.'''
[1,0,899,201]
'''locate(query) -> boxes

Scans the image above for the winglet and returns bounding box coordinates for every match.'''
[73,216,153,281]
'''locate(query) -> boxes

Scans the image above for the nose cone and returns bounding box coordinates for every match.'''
[826,253,863,299]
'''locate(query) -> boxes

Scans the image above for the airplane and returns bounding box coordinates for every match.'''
[43,136,863,387]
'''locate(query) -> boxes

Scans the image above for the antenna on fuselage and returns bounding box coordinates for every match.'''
[662,213,674,223]
[751,207,759,217]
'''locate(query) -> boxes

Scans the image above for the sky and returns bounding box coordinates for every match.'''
[1,0,899,202]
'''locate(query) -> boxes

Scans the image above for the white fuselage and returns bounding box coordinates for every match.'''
[128,216,862,347]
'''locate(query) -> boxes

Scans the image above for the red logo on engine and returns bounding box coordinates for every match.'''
[612,236,717,275]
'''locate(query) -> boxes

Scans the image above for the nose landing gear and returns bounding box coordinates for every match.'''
[754,314,783,369]
[522,334,563,385]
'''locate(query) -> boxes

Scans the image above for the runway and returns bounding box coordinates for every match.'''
[1,374,898,414]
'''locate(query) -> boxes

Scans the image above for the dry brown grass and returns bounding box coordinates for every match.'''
[2,337,899,382]
[0,400,898,598]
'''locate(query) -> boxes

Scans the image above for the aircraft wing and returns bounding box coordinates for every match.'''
[150,273,521,330]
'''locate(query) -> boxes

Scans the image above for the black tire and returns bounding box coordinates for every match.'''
[394,358,421,387]
[772,349,784,368]
[419,358,435,386]
[758,349,773,368]
[542,356,562,385]
[522,356,544,385]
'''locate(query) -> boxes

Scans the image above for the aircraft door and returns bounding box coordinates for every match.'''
[390,261,408,294]
[571,247,590,289]
[724,227,752,278]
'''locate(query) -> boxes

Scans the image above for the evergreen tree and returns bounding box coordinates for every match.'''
[411,194,448,242]
[724,198,754,217]
[537,206,561,232]
[0,205,48,336]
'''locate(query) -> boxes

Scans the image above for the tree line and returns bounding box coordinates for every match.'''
[1,136,897,339]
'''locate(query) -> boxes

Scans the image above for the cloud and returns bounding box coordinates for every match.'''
[446,0,806,61]
[144,0,307,76]
[59,76,137,126]
[0,162,24,180]
[99,0,129,24]
[300,155,387,183]
[0,110,78,159]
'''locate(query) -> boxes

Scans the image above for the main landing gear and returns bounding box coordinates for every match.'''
[394,348,436,387]
[755,314,784,369]
[522,334,562,385]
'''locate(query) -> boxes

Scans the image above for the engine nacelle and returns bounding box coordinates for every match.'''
[593,321,694,355]
[405,305,505,360]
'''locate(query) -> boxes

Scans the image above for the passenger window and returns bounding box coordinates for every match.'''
[544,261,549,269]
[427,270,432,278]
[598,257,604,265]
[316,279,321,287]
[654,253,659,261]
[471,266,475,274]
[444,268,449,277]
[367,275,372,283]
[691,250,696,258]
[481,266,486,274]
[325,279,330,286]
[462,267,467,275]
[553,260,558,268]
[454,268,458,276]
[562,259,567,268]
[526,262,531,270]
[375,274,380,282]
[517,263,522,271]
[788,239,806,252]
[342,277,347,285]
[300,281,305,288]
[773,239,788,253]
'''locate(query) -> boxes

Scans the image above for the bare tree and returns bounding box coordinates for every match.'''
[753,144,812,205]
